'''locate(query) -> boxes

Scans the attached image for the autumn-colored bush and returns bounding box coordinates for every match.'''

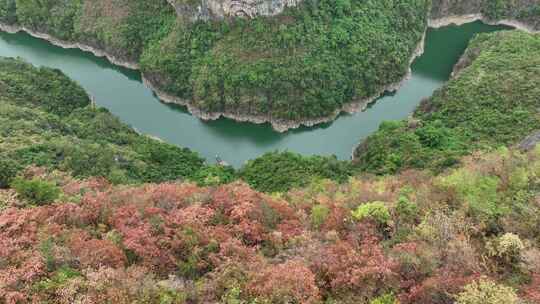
[69,233,126,269]
[310,238,399,301]
[247,260,321,304]
[2,146,540,303]
[402,270,479,304]
[522,274,540,303]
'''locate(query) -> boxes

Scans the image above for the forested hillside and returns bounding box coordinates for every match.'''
[2,139,540,303]
[354,30,540,175]
[1,0,537,130]
[1,2,540,304]
[0,0,175,62]
[139,0,429,126]
[0,57,236,186]
[0,0,423,129]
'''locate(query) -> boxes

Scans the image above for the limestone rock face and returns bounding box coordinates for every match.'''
[430,0,483,19]
[431,0,540,30]
[168,0,302,21]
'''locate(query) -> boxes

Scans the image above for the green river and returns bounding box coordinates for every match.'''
[0,21,509,167]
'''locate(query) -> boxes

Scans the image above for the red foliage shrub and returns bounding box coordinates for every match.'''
[168,205,215,227]
[69,233,126,269]
[0,253,45,301]
[111,205,173,270]
[248,260,321,304]
[522,274,540,303]
[148,183,199,210]
[209,183,301,245]
[309,237,399,300]
[319,204,350,233]
[209,238,259,266]
[400,269,479,304]
[73,266,157,303]
[62,177,110,196]
[1,292,27,304]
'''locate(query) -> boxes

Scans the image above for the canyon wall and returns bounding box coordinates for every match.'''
[431,0,540,30]
[167,0,302,21]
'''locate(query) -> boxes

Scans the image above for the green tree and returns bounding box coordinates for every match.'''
[11,177,61,205]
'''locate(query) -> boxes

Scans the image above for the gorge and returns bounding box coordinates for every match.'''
[0,21,509,166]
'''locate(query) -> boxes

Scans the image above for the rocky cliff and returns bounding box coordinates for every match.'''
[431,0,540,30]
[167,0,302,21]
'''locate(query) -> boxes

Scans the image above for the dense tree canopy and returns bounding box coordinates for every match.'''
[141,0,429,122]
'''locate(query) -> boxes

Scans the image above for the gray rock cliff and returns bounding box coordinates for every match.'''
[430,0,540,30]
[167,0,302,21]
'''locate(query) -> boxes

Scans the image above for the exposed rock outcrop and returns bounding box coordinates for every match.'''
[430,0,540,31]
[519,131,540,151]
[431,0,484,19]
[167,0,302,21]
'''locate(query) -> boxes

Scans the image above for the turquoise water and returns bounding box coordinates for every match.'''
[0,21,509,167]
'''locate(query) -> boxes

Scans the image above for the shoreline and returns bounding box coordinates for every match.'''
[428,14,537,33]
[350,16,537,161]
[145,31,426,133]
[0,23,139,70]
[0,16,536,133]
[0,19,426,133]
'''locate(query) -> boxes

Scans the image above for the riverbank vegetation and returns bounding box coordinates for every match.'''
[0,0,431,125]
[140,0,429,122]
[0,57,225,186]
[354,30,540,174]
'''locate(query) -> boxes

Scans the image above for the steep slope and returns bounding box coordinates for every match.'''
[431,0,540,30]
[166,0,303,20]
[2,143,540,303]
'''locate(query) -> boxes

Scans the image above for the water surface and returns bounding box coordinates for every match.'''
[0,21,509,167]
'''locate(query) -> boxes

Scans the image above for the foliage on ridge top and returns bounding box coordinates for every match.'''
[2,145,540,303]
